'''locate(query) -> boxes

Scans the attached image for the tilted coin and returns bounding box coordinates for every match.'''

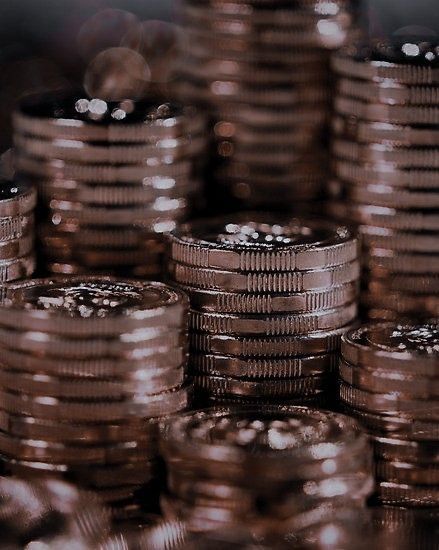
[341,323,439,375]
[335,96,439,125]
[189,303,357,336]
[191,353,337,379]
[171,261,360,292]
[169,214,358,272]
[334,139,439,168]
[190,326,349,357]
[179,282,358,313]
[337,77,439,105]
[0,180,36,216]
[376,481,439,506]
[333,50,439,84]
[0,277,188,335]
[14,92,205,141]
[339,359,439,398]
[375,460,439,485]
[339,382,439,421]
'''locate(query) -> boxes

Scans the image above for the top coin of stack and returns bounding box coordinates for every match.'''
[330,42,439,321]
[13,91,205,278]
[0,277,190,523]
[175,0,356,211]
[0,179,36,291]
[168,214,360,405]
[160,406,373,535]
[339,322,439,507]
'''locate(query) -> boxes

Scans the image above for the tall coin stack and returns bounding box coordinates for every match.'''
[0,180,36,290]
[0,277,190,523]
[330,42,439,321]
[161,407,373,536]
[168,214,360,405]
[176,0,355,210]
[339,323,439,507]
[13,91,205,278]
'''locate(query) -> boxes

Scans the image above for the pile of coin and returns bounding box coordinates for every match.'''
[168,214,360,405]
[0,277,191,522]
[13,91,205,278]
[0,179,35,292]
[160,406,373,536]
[330,42,439,320]
[0,476,111,548]
[339,322,439,507]
[175,0,356,210]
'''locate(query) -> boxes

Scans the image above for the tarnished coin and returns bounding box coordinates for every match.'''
[341,323,439,375]
[0,277,188,335]
[0,180,36,216]
[0,253,35,282]
[169,214,358,272]
[0,233,34,261]
[0,213,34,242]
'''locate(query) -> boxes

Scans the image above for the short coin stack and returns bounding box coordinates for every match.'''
[0,179,36,291]
[339,323,439,507]
[168,214,360,405]
[0,277,190,522]
[13,91,205,278]
[175,0,355,210]
[160,406,374,536]
[330,42,439,321]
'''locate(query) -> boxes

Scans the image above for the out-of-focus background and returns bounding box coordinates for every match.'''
[0,0,438,153]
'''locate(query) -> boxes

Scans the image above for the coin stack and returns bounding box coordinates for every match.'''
[0,277,190,523]
[0,179,36,291]
[0,476,111,548]
[13,91,205,278]
[339,322,439,507]
[175,0,356,211]
[168,214,360,405]
[330,42,439,321]
[160,406,373,536]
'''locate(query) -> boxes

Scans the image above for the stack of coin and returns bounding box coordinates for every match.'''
[160,406,373,536]
[0,277,191,522]
[339,322,439,507]
[0,476,111,548]
[330,42,439,321]
[0,179,36,291]
[174,0,356,211]
[13,91,205,278]
[168,214,360,405]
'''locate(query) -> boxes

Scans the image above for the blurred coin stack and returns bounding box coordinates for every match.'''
[0,277,191,523]
[13,91,205,278]
[339,323,439,507]
[168,214,360,405]
[160,407,373,536]
[175,0,356,211]
[0,476,111,548]
[0,180,36,291]
[330,43,439,321]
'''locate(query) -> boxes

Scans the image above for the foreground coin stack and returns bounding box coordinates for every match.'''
[168,214,360,405]
[0,277,190,522]
[160,407,373,536]
[0,476,111,548]
[339,323,439,507]
[0,179,36,292]
[13,91,205,278]
[176,0,356,210]
[330,42,439,320]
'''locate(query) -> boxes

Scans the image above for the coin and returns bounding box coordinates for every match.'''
[376,481,439,506]
[0,180,36,216]
[375,460,439,485]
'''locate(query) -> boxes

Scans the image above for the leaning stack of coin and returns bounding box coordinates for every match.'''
[330,42,439,321]
[160,406,373,536]
[0,277,191,522]
[13,91,205,278]
[0,179,36,292]
[175,0,356,211]
[0,476,111,548]
[168,214,360,405]
[339,323,439,507]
